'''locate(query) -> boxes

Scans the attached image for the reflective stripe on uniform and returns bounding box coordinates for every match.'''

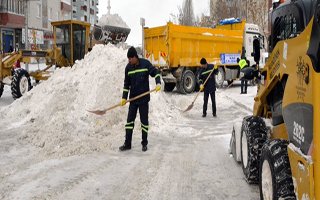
[128,68,148,75]
[155,74,161,79]
[141,123,149,133]
[201,69,213,75]
[123,88,129,92]
[125,121,134,129]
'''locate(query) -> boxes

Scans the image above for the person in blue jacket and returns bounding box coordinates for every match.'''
[119,47,161,152]
[199,58,218,117]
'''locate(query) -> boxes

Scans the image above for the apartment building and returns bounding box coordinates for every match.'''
[0,0,73,53]
[0,0,25,53]
[72,0,99,26]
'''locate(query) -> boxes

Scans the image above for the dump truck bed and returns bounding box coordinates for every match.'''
[144,22,245,68]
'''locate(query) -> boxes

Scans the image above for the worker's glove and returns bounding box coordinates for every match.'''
[214,65,218,69]
[200,84,204,92]
[156,84,161,92]
[120,98,127,106]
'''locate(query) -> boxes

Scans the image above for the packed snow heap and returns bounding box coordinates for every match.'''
[0,45,188,157]
[98,13,129,29]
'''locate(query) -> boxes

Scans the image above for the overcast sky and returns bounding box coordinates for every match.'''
[98,0,210,46]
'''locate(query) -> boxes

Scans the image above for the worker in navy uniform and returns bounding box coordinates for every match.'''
[119,47,161,152]
[237,57,249,94]
[199,58,218,117]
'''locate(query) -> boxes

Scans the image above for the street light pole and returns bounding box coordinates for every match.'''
[140,18,145,58]
[246,0,248,20]
[25,0,29,50]
[24,0,29,71]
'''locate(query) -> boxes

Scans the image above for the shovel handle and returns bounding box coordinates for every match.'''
[126,88,156,103]
[88,88,157,115]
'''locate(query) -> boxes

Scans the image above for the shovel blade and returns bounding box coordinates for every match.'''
[183,103,194,112]
[87,110,107,115]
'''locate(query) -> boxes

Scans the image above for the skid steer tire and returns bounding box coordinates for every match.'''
[240,116,268,183]
[11,68,33,99]
[259,139,296,200]
[0,82,4,98]
[164,82,176,92]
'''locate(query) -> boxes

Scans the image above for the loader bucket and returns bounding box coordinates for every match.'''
[93,24,130,44]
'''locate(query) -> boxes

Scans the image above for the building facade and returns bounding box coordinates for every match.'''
[0,0,25,53]
[72,0,99,26]
[0,0,73,53]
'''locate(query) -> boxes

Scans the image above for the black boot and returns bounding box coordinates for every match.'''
[202,113,206,117]
[119,143,131,151]
[142,145,148,152]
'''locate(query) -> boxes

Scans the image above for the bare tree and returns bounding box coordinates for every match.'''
[181,0,196,26]
[213,0,239,22]
[210,0,269,36]
[170,6,183,24]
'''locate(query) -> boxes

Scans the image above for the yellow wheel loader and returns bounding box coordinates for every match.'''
[0,20,91,99]
[230,0,320,199]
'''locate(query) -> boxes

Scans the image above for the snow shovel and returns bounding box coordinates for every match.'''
[88,88,157,115]
[183,68,215,112]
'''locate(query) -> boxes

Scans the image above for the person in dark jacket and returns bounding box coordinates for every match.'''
[119,46,161,152]
[199,58,218,117]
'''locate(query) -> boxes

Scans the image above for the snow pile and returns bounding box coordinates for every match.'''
[98,14,129,28]
[0,44,187,157]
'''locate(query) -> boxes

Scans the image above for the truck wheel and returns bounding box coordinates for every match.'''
[0,82,4,98]
[259,140,296,199]
[178,70,196,94]
[11,68,33,99]
[241,116,268,183]
[164,82,176,92]
[215,67,225,88]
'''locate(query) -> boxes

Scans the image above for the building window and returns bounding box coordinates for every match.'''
[37,3,41,18]
[81,5,87,11]
[48,8,53,20]
[8,0,13,12]
[84,15,87,21]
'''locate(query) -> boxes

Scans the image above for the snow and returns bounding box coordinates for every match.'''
[98,13,129,28]
[0,44,260,199]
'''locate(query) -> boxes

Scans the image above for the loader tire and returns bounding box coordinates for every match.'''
[0,82,4,98]
[164,82,176,92]
[259,139,296,200]
[11,68,32,99]
[180,70,196,94]
[215,67,225,88]
[240,116,268,183]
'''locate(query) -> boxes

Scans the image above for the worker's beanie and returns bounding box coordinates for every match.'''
[200,58,207,65]
[127,46,138,58]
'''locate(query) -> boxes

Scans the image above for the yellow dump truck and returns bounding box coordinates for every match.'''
[144,21,267,93]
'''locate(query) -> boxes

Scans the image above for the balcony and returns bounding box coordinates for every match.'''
[0,13,24,28]
[61,2,72,12]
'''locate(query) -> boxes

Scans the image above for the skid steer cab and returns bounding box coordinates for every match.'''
[230,0,320,199]
[0,20,91,99]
